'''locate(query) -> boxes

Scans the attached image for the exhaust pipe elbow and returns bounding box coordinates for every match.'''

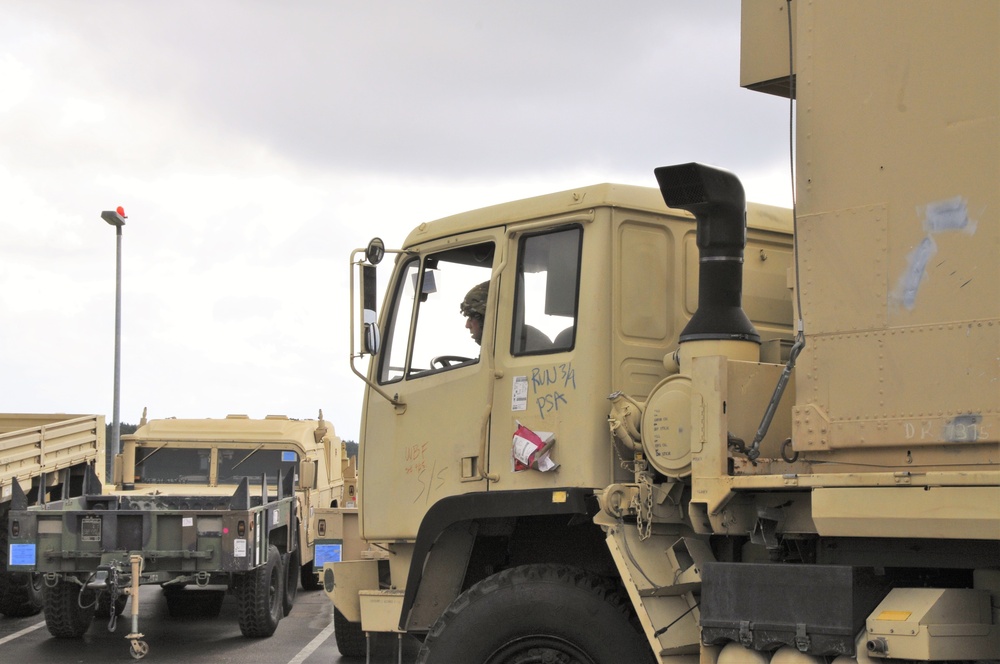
[654,163,759,344]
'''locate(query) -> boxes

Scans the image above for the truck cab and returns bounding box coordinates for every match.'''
[342,184,793,643]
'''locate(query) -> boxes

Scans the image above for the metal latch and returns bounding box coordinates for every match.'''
[739,620,754,648]
[794,623,811,652]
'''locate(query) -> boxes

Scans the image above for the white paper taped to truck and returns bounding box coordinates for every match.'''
[512,422,558,472]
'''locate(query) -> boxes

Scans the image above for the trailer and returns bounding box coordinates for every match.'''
[0,413,104,618]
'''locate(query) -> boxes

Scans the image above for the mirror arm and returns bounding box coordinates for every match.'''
[350,247,406,410]
[350,355,405,409]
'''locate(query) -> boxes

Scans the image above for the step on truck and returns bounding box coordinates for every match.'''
[0,413,105,618]
[336,2,1000,662]
[7,411,348,659]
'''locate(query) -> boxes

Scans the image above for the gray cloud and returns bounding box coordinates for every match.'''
[1,2,793,440]
[7,2,783,179]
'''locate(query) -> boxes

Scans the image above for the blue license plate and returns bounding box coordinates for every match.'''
[313,543,343,566]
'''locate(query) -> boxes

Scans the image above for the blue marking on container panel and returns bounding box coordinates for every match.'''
[9,543,36,567]
[281,451,296,462]
[314,543,343,566]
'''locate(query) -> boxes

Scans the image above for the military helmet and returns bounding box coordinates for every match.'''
[460,281,489,319]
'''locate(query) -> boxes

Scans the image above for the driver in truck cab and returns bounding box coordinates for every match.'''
[460,281,489,346]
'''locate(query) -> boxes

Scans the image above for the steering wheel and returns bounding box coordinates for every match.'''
[430,355,471,369]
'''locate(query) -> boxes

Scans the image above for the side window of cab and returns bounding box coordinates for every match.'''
[511,227,581,355]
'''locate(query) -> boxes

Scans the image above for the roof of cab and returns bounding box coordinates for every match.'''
[127,415,332,444]
[402,182,791,248]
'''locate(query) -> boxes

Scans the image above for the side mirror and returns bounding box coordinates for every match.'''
[361,264,381,355]
[365,237,385,265]
[300,460,318,490]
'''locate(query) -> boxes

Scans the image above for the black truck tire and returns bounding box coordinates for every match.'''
[300,558,321,591]
[44,579,96,638]
[0,571,44,617]
[234,544,283,637]
[417,564,654,664]
[282,548,299,616]
[334,606,367,658]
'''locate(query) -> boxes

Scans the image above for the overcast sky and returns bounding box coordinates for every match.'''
[1,2,792,442]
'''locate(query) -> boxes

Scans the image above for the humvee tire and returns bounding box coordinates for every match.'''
[300,559,321,591]
[282,548,299,616]
[44,578,96,638]
[417,564,653,664]
[334,607,367,658]
[234,544,283,637]
[0,571,44,617]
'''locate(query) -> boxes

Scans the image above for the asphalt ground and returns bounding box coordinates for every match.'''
[0,584,422,664]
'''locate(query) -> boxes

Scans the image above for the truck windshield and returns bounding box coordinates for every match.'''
[134,447,210,484]
[217,448,298,486]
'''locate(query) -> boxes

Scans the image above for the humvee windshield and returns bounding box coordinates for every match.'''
[218,448,298,485]
[133,446,299,486]
[134,447,210,484]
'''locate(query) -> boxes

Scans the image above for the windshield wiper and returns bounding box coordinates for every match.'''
[229,444,265,472]
[134,445,166,467]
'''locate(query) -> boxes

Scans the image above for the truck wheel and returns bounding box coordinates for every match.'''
[44,579,96,638]
[417,564,653,664]
[235,544,283,637]
[334,607,367,658]
[300,559,321,591]
[0,571,45,617]
[282,548,299,616]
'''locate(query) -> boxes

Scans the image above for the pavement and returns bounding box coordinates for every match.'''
[0,583,422,663]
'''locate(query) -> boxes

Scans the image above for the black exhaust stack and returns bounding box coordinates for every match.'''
[654,163,759,344]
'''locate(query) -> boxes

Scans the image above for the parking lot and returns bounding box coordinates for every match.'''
[0,584,421,664]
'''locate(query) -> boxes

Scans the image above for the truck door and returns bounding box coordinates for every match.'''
[488,225,589,490]
[360,232,501,541]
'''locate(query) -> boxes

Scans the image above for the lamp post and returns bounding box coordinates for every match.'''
[100,206,127,481]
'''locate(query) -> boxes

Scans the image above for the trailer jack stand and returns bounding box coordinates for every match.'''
[124,555,148,660]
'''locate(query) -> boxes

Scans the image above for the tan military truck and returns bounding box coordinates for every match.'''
[7,411,348,658]
[113,412,351,590]
[310,442,360,596]
[337,179,794,660]
[0,413,104,618]
[338,2,1000,662]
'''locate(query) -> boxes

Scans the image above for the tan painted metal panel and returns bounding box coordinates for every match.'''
[792,0,1000,456]
[812,486,1000,539]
